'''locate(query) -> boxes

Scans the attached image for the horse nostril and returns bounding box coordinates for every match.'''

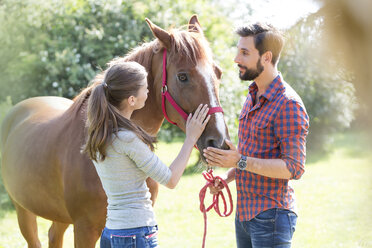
[221,140,229,150]
[206,138,219,148]
[206,138,221,149]
[205,138,229,150]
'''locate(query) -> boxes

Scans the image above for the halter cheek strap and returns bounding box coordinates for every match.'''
[161,49,224,126]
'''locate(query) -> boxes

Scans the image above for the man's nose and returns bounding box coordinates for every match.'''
[234,54,240,64]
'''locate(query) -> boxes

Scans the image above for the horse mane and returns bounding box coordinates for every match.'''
[66,27,212,117]
[168,28,213,65]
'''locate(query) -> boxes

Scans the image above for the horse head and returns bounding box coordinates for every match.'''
[145,15,230,155]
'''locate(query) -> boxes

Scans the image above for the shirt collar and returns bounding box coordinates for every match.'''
[248,73,283,102]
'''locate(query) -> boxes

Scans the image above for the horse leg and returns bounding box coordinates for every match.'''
[13,201,41,248]
[146,177,159,206]
[73,219,102,248]
[48,221,70,248]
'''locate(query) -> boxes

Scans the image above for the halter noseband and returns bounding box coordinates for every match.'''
[161,49,224,126]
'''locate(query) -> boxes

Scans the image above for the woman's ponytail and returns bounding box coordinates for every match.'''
[83,61,156,162]
[84,83,113,161]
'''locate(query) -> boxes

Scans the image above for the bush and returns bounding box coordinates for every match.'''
[279,15,357,155]
[0,0,244,142]
[0,0,358,157]
[0,98,14,210]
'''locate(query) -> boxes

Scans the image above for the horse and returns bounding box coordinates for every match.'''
[0,15,229,248]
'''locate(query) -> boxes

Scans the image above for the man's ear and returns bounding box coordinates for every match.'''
[145,18,171,50]
[262,51,273,65]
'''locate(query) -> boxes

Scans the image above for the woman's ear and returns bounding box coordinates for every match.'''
[128,96,136,107]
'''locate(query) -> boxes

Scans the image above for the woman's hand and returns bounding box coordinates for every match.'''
[185,104,210,144]
[165,104,210,189]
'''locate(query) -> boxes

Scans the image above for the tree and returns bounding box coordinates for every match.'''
[279,15,357,155]
[0,0,244,141]
[0,0,358,155]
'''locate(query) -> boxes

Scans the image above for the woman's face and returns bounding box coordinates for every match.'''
[133,80,149,110]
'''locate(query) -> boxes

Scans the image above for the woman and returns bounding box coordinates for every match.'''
[83,61,210,248]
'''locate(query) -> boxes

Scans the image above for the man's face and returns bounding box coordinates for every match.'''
[234,36,264,81]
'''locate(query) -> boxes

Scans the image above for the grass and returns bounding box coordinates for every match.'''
[0,132,372,247]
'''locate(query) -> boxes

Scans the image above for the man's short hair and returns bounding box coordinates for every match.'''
[236,23,284,65]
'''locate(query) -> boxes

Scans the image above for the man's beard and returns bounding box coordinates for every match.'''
[238,58,264,81]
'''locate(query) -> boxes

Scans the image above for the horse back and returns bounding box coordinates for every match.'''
[1,96,72,146]
[1,96,75,222]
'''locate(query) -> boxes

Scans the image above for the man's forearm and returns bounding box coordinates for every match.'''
[222,168,236,183]
[245,157,291,179]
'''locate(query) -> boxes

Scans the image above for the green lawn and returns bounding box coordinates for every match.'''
[0,133,371,248]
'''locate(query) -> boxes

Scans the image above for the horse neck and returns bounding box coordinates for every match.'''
[62,43,166,137]
[123,44,165,136]
[58,89,90,141]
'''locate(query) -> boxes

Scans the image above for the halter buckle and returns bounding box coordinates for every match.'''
[161,85,168,94]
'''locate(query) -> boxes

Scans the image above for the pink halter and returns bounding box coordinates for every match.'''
[161,49,224,126]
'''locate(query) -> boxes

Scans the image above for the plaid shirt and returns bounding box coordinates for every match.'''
[236,74,309,221]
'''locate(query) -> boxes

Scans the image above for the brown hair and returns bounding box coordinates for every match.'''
[236,23,284,66]
[83,61,156,162]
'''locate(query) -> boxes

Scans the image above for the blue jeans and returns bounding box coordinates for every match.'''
[235,208,297,248]
[100,226,159,248]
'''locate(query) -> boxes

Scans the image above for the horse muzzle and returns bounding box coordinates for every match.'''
[196,113,230,162]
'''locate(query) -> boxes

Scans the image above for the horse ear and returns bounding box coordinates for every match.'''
[188,14,203,34]
[145,18,171,50]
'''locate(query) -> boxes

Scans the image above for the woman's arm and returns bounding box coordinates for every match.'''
[165,104,210,189]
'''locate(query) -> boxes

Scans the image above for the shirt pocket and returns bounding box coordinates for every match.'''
[252,117,270,131]
[251,117,271,144]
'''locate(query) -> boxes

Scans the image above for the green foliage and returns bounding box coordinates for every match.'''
[0,0,243,142]
[0,0,243,210]
[0,0,358,155]
[0,98,13,210]
[0,0,153,101]
[279,16,357,155]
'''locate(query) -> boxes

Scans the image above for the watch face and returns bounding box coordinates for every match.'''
[238,160,247,170]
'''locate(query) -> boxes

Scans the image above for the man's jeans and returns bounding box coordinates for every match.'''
[100,225,159,248]
[235,208,297,248]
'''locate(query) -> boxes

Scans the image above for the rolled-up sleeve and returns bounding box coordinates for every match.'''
[274,99,309,180]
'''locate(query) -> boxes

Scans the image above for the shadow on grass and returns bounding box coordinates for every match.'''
[307,130,372,164]
[0,175,15,219]
[333,131,372,158]
[0,202,14,219]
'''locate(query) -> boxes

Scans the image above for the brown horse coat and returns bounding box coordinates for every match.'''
[0,16,229,248]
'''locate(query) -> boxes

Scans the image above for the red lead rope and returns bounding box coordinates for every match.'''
[199,169,233,248]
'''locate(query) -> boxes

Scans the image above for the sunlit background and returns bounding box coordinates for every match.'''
[0,0,371,247]
[226,0,320,28]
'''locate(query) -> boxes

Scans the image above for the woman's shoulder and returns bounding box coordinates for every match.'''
[115,129,137,143]
[109,130,138,154]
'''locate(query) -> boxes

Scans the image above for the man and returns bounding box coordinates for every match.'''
[203,23,309,248]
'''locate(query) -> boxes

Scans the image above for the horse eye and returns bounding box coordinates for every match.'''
[177,73,188,83]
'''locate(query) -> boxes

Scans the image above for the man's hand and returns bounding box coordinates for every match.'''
[203,140,240,168]
[208,178,224,195]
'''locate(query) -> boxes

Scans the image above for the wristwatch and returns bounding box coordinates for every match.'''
[237,155,247,170]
